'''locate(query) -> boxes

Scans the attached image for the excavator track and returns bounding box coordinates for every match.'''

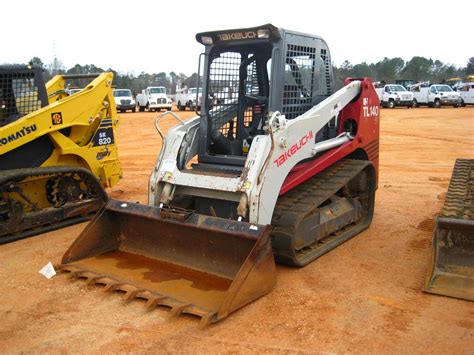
[424,159,474,301]
[271,159,376,266]
[0,166,107,244]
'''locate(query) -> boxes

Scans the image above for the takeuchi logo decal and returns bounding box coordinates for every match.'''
[274,130,313,167]
[0,124,37,146]
[217,31,257,41]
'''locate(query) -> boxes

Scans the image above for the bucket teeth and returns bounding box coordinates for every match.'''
[103,282,124,293]
[169,303,190,317]
[86,275,104,285]
[68,270,84,279]
[124,288,146,302]
[61,267,222,325]
[146,295,167,308]
[200,312,216,327]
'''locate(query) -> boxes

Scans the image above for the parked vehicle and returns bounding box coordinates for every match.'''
[395,79,416,89]
[113,89,136,112]
[411,84,461,108]
[375,84,414,108]
[175,87,202,111]
[136,86,172,112]
[458,82,474,106]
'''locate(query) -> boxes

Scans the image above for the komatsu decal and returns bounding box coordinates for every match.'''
[0,124,37,146]
[217,31,257,41]
[274,130,313,167]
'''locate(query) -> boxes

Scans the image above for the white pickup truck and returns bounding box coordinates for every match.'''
[375,84,414,108]
[175,87,202,111]
[113,89,136,112]
[136,86,172,112]
[411,84,461,108]
[458,82,474,106]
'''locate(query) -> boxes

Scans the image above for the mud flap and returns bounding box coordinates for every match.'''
[60,199,276,325]
[424,217,474,301]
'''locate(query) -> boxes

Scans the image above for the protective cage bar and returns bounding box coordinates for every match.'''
[0,69,45,127]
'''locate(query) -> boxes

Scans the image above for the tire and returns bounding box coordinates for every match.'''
[461,99,466,107]
[132,106,136,112]
[178,101,185,111]
[434,99,441,108]
[388,100,396,109]
[412,99,418,108]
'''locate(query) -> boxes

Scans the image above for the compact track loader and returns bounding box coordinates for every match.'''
[425,159,473,301]
[0,66,121,243]
[61,24,380,325]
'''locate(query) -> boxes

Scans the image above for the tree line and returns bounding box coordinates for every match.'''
[27,55,474,93]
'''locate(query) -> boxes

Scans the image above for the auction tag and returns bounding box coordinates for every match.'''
[161,159,175,173]
[39,261,56,279]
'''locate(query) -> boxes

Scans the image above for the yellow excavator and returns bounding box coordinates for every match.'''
[0,65,121,243]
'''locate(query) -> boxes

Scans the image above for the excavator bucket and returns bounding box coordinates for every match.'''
[60,199,276,325]
[424,159,474,301]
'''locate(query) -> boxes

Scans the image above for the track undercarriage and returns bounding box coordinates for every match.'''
[0,166,107,244]
[272,159,376,266]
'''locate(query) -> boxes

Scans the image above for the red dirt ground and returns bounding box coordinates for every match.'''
[1,106,473,353]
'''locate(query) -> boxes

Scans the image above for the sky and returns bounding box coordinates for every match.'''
[2,0,472,76]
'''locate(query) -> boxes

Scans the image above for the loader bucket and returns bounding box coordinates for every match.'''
[424,159,474,301]
[424,217,474,301]
[60,199,276,325]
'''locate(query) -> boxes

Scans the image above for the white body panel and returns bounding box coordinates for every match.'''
[148,81,363,225]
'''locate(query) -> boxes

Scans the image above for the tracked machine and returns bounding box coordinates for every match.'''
[0,66,121,243]
[60,24,380,324]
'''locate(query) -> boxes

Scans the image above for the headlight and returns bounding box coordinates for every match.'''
[201,36,213,45]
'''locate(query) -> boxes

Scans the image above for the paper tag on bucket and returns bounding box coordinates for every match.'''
[39,261,56,279]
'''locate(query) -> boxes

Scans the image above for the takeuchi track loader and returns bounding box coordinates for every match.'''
[60,24,380,325]
[0,66,121,243]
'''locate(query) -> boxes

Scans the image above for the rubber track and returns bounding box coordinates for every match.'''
[271,159,372,263]
[440,159,474,221]
[272,159,369,225]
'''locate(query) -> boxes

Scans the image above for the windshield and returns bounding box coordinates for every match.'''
[113,90,132,97]
[435,85,453,92]
[189,88,202,95]
[390,85,406,92]
[149,87,166,94]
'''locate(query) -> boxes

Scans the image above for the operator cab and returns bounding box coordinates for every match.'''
[195,24,334,170]
[0,66,48,127]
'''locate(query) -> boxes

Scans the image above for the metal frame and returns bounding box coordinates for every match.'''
[195,25,333,167]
